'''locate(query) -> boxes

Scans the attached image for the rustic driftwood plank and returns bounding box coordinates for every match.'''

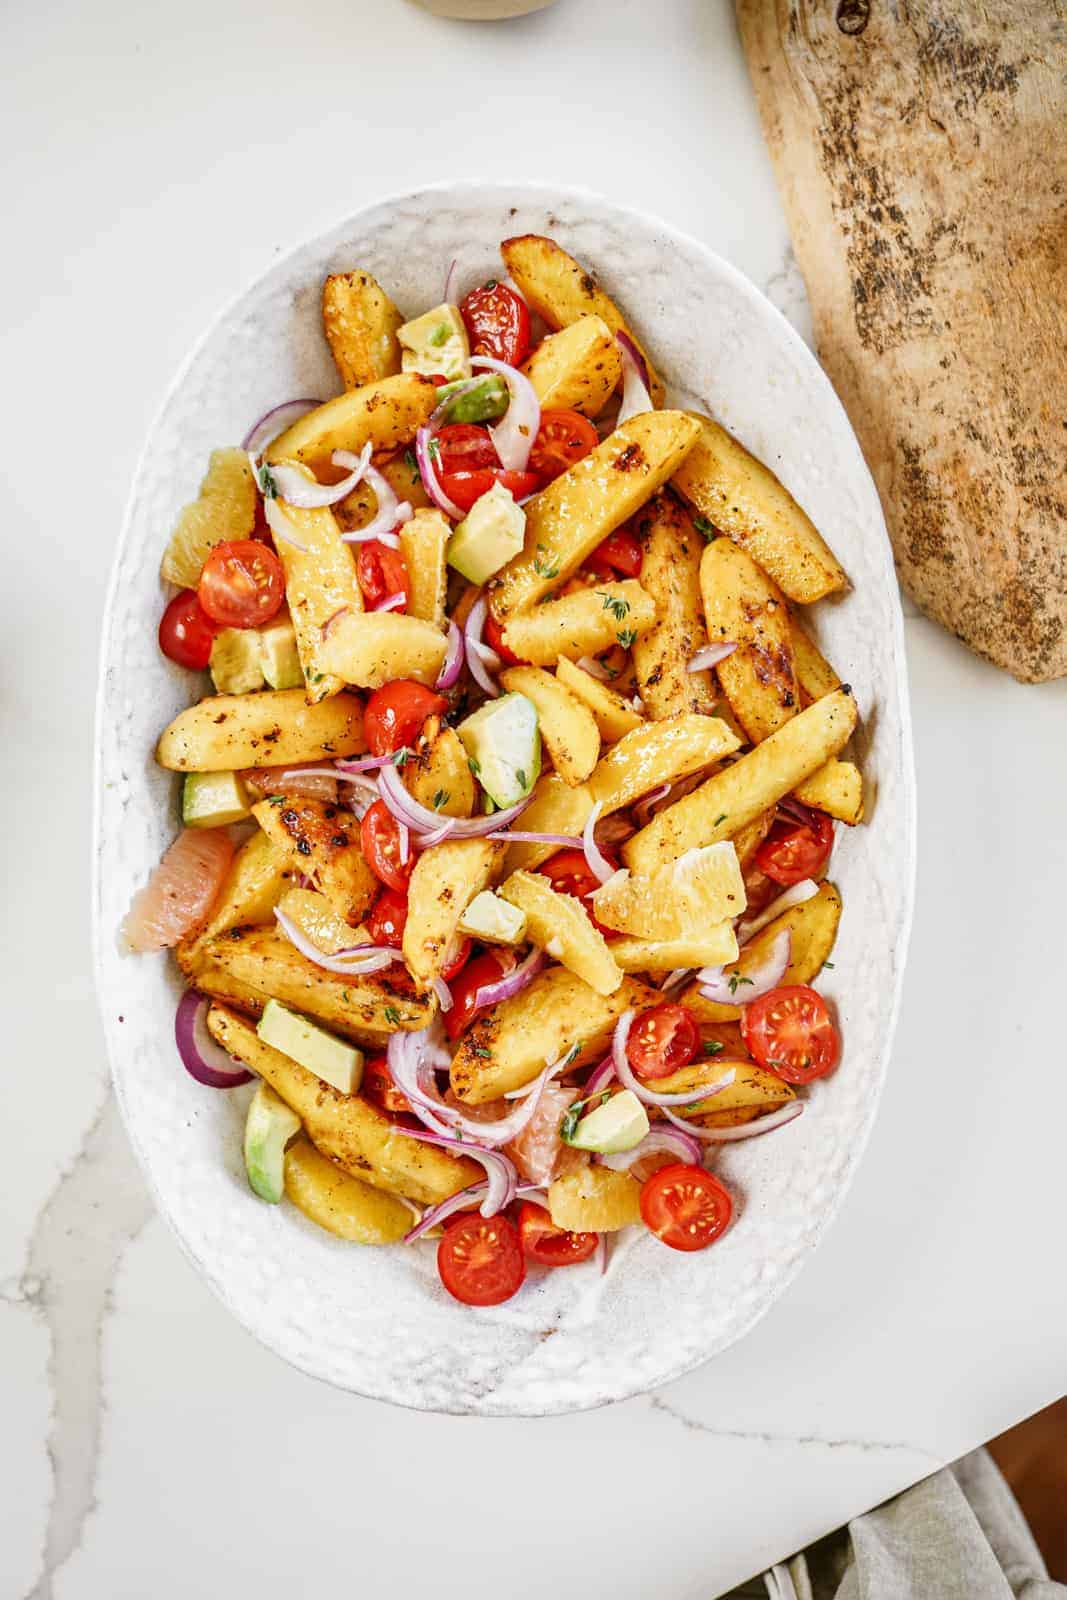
[737,0,1067,682]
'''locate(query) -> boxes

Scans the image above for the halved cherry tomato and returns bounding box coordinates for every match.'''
[158,588,217,670]
[444,948,513,1040]
[437,1212,525,1306]
[459,281,531,367]
[434,423,497,475]
[640,1164,734,1252]
[364,680,448,757]
[356,541,410,611]
[442,937,472,983]
[587,525,644,579]
[484,609,527,666]
[198,539,285,628]
[438,468,541,514]
[538,848,602,903]
[754,811,834,886]
[741,984,841,1084]
[366,888,408,949]
[360,799,412,893]
[626,1003,700,1080]
[360,1054,412,1117]
[529,409,599,484]
[518,1202,599,1266]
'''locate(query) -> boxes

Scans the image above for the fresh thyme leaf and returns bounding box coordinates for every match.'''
[404,447,418,473]
[432,788,450,810]
[533,542,560,580]
[728,973,755,994]
[467,756,481,776]
[516,769,527,790]
[693,515,715,538]
[472,1045,492,1059]
[392,748,410,768]
[268,795,286,806]
[559,1085,611,1145]
[616,628,638,649]
[714,813,728,826]
[702,1040,725,1056]
[822,960,835,970]
[597,591,631,621]
[383,1005,402,1026]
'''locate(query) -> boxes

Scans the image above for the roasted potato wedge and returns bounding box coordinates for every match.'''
[404,726,476,818]
[402,838,503,988]
[275,886,368,955]
[791,617,841,704]
[521,314,622,416]
[608,927,739,972]
[335,451,431,534]
[501,581,656,667]
[156,689,365,772]
[794,759,864,824]
[499,665,600,785]
[701,537,798,742]
[321,269,403,390]
[252,797,377,926]
[399,508,450,627]
[499,870,622,995]
[682,880,842,1023]
[632,492,717,718]
[265,466,363,702]
[265,373,438,472]
[592,842,746,940]
[317,609,448,690]
[183,830,291,953]
[489,412,698,619]
[208,1005,478,1205]
[450,967,660,1104]
[284,1138,412,1243]
[501,773,595,875]
[547,1164,642,1233]
[732,809,776,870]
[623,688,858,875]
[650,1058,795,1121]
[587,713,740,816]
[501,234,665,405]
[160,447,257,589]
[555,656,643,742]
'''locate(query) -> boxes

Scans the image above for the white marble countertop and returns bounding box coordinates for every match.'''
[3,0,1066,1595]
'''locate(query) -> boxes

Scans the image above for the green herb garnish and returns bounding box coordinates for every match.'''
[432,789,450,811]
[616,629,638,649]
[560,1088,612,1145]
[255,462,278,500]
[392,748,410,768]
[702,1040,725,1056]
[533,543,560,580]
[693,515,715,538]
[714,813,728,826]
[728,973,755,994]
[383,1005,402,1026]
[598,591,630,621]
[404,447,418,473]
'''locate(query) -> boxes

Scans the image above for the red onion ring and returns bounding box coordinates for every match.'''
[581,802,614,886]
[435,621,465,689]
[373,591,407,613]
[576,655,612,681]
[431,976,454,1013]
[611,1011,739,1107]
[336,753,399,774]
[615,332,654,425]
[416,821,457,849]
[337,456,413,543]
[174,991,253,1089]
[486,830,581,845]
[698,927,792,1005]
[583,1056,616,1096]
[263,498,309,553]
[633,783,672,829]
[273,908,399,976]
[267,444,372,509]
[593,1232,609,1275]
[688,641,738,673]
[464,597,501,699]
[737,879,819,945]
[394,1128,519,1215]
[404,1181,484,1243]
[429,376,481,432]
[241,398,321,456]
[600,1124,703,1171]
[378,760,531,838]
[397,821,411,868]
[470,947,546,1013]
[415,426,464,519]
[663,1099,804,1143]
[385,1028,455,1137]
[471,355,540,473]
[343,527,401,549]
[776,795,822,829]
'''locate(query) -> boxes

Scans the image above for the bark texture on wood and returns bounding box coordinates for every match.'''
[737,0,1067,682]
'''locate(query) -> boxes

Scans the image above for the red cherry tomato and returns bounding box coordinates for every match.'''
[197,539,285,628]
[364,680,448,757]
[587,526,644,579]
[640,1164,734,1252]
[754,812,835,887]
[438,468,541,514]
[434,423,498,476]
[444,949,513,1040]
[158,588,217,670]
[361,1054,413,1117]
[626,1003,700,1080]
[437,1212,525,1306]
[356,541,410,611]
[538,848,602,903]
[360,799,412,893]
[366,889,408,949]
[518,1202,599,1266]
[442,937,473,983]
[484,609,527,666]
[459,281,531,366]
[528,409,599,484]
[741,985,841,1084]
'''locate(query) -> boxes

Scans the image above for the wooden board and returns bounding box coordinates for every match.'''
[737,0,1067,683]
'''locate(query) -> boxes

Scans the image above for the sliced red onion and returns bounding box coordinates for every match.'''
[593,1233,609,1275]
[373,591,407,614]
[576,655,612,681]
[443,258,459,305]
[321,605,350,638]
[336,753,399,774]
[659,968,691,991]
[416,820,457,849]
[394,1128,518,1215]
[386,1028,455,1137]
[487,829,581,845]
[688,641,738,673]
[378,760,531,838]
[471,355,540,472]
[404,1182,485,1243]
[611,1011,738,1107]
[663,1099,804,1142]
[633,783,672,828]
[175,991,253,1089]
[429,377,481,432]
[263,498,309,553]
[583,1056,616,1096]
[600,1124,703,1171]
[241,398,321,456]
[471,947,546,1013]
[336,456,413,543]
[397,822,411,867]
[431,977,454,1013]
[437,1057,568,1148]
[615,332,654,425]
[415,425,464,519]
[435,621,465,689]
[737,879,819,945]
[581,801,614,886]
[273,908,398,976]
[464,596,501,699]
[595,813,636,848]
[343,526,401,549]
[698,927,792,1005]
[268,444,372,509]
[777,795,822,829]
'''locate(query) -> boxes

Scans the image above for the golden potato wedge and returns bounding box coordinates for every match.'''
[701,537,798,742]
[501,581,655,667]
[188,926,432,1045]
[284,1138,412,1243]
[624,688,858,875]
[608,927,739,972]
[672,414,847,604]
[160,447,257,589]
[501,773,595,875]
[334,450,431,534]
[399,508,450,627]
[317,609,448,689]
[156,689,365,772]
[265,465,363,702]
[587,713,740,816]
[501,234,665,405]
[681,880,842,1024]
[450,968,660,1103]
[499,871,622,996]
[404,726,476,818]
[402,838,503,989]
[791,617,841,704]
[252,797,377,926]
[794,759,864,824]
[182,830,290,955]
[592,842,746,939]
[265,373,439,472]
[733,809,776,870]
[631,492,717,718]
[650,1058,795,1121]
[547,1164,642,1233]
[555,655,643,742]
[499,665,600,785]
[208,1006,478,1205]
[489,413,699,619]
[275,886,367,956]
[521,314,622,416]
[321,269,403,390]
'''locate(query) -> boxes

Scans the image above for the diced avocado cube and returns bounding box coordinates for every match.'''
[457,692,541,810]
[210,627,266,694]
[436,373,509,425]
[458,889,528,946]
[567,1089,649,1155]
[447,481,526,586]
[258,615,303,689]
[257,1000,364,1094]
[243,1082,301,1203]
[182,770,251,828]
[398,302,470,382]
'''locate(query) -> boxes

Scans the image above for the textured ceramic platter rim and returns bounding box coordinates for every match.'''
[93,182,916,1416]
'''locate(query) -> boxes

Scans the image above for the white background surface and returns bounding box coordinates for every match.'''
[2,0,1065,1596]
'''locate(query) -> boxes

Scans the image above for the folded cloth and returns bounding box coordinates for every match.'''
[727,1449,1066,1600]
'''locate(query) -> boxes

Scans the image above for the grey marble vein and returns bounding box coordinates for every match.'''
[649,1395,940,1462]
